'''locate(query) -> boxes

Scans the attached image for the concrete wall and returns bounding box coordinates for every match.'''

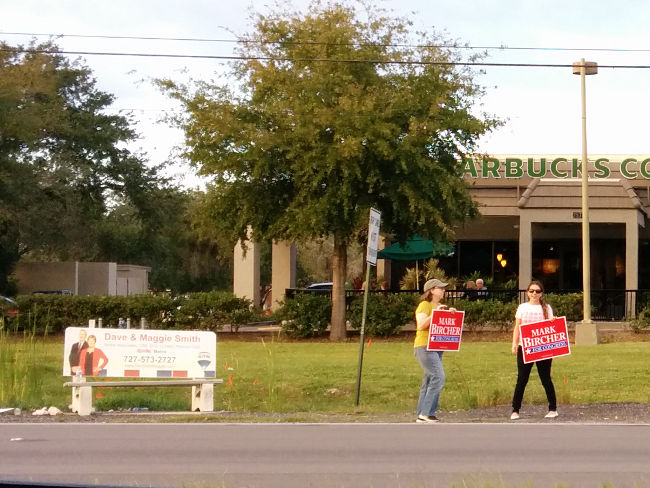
[15,262,78,294]
[116,264,150,295]
[77,262,116,295]
[233,238,260,306]
[271,241,296,310]
[15,262,150,296]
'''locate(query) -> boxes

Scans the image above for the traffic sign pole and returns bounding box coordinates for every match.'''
[355,208,381,406]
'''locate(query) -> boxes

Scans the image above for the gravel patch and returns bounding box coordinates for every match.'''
[2,403,650,424]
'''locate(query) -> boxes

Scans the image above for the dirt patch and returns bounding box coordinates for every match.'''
[442,402,650,424]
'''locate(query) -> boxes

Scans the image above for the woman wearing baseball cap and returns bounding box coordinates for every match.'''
[413,278,453,423]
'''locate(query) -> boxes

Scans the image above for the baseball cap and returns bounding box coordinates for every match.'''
[423,278,448,292]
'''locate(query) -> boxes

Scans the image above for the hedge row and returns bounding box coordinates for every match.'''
[276,292,586,338]
[5,290,590,338]
[6,292,256,334]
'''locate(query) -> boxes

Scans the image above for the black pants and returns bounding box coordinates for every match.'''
[511,346,557,412]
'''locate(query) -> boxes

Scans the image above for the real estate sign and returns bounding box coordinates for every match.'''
[63,327,217,378]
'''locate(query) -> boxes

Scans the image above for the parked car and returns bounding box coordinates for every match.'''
[306,282,333,291]
[285,282,333,300]
[0,295,19,321]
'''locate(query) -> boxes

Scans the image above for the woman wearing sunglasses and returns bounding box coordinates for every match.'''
[510,280,558,420]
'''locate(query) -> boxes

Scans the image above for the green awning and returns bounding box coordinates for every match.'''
[377,234,455,261]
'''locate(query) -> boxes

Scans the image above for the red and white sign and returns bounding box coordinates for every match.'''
[519,316,571,364]
[427,309,465,351]
[63,327,217,378]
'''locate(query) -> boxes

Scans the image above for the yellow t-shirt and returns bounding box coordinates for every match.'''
[414,301,438,348]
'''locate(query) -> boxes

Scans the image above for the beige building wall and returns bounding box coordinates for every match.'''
[376,235,390,287]
[15,262,78,294]
[15,262,150,296]
[271,241,296,310]
[117,264,150,295]
[233,235,260,306]
[77,262,117,295]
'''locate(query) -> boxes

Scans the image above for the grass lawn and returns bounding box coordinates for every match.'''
[2,331,650,414]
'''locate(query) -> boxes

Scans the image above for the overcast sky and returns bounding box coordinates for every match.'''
[2,0,650,187]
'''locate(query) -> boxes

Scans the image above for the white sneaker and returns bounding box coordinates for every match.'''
[545,410,558,418]
[510,411,520,420]
[416,414,440,423]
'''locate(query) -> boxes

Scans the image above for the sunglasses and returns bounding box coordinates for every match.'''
[528,289,542,294]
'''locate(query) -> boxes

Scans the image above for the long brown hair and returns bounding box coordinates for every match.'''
[419,290,434,303]
[528,280,550,319]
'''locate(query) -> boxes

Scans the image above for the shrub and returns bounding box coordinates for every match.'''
[545,293,583,322]
[454,299,518,331]
[275,294,331,338]
[629,307,650,332]
[347,293,418,337]
[169,291,254,331]
[400,258,456,290]
[12,292,253,334]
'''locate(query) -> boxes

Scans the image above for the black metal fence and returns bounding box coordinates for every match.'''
[285,287,650,321]
[446,288,650,321]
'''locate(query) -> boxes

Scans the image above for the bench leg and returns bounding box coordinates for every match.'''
[192,383,214,412]
[71,385,93,416]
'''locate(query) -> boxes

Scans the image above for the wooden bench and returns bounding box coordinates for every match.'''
[64,376,224,416]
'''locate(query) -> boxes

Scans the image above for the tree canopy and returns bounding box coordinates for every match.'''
[0,41,231,294]
[160,1,500,339]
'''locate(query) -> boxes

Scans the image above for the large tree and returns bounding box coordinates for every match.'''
[160,1,500,340]
[0,41,207,293]
[99,189,233,292]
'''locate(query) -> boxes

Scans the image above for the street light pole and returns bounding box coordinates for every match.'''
[572,59,599,346]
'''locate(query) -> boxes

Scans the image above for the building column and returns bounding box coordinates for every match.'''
[233,228,260,307]
[518,215,532,292]
[376,235,390,288]
[625,213,641,318]
[271,241,296,311]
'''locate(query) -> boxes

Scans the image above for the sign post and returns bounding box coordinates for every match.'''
[355,208,381,406]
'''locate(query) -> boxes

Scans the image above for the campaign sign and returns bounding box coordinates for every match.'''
[519,316,571,364]
[63,327,217,378]
[427,309,465,351]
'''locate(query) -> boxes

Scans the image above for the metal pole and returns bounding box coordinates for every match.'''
[579,58,592,324]
[354,265,372,406]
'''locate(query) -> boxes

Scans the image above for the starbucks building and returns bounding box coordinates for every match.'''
[440,154,650,319]
[233,154,650,320]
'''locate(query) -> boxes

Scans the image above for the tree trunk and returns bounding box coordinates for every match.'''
[329,236,348,341]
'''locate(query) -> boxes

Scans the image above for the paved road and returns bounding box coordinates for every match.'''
[2,423,649,487]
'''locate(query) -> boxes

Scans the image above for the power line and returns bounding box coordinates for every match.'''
[3,47,650,69]
[3,30,650,54]
[1,31,243,44]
